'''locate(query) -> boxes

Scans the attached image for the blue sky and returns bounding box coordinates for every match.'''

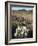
[11,7,33,11]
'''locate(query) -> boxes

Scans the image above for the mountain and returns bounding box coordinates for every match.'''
[12,9,32,12]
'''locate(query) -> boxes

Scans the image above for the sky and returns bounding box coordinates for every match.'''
[11,6,33,11]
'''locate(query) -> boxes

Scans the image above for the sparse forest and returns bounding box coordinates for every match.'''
[10,9,33,38]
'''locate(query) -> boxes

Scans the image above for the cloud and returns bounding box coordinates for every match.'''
[11,6,33,11]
